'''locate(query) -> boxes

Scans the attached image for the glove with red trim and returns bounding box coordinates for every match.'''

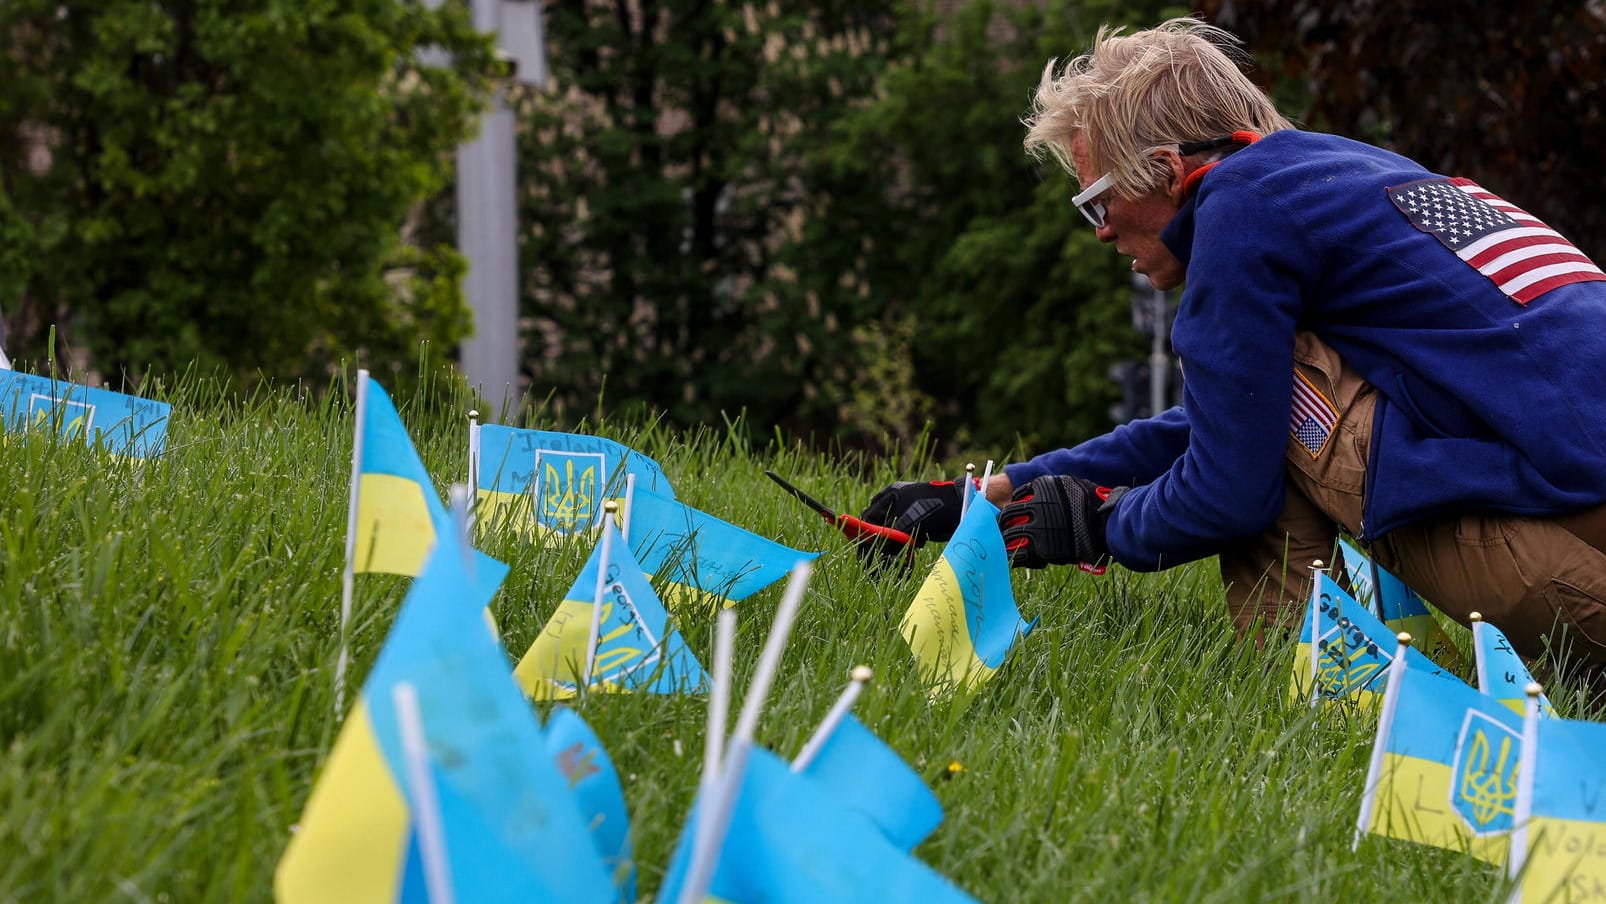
[999,475,1129,570]
[857,479,971,558]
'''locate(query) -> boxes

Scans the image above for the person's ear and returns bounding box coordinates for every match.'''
[1154,148,1188,205]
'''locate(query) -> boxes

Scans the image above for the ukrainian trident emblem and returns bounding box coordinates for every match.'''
[1450,710,1520,835]
[534,451,605,534]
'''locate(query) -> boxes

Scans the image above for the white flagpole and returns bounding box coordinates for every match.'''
[582,501,619,688]
[1470,612,1490,694]
[791,665,872,773]
[448,485,473,571]
[1506,681,1543,900]
[393,682,456,904]
[978,459,994,504]
[334,369,371,716]
[1307,559,1327,709]
[958,462,977,520]
[1354,632,1413,851]
[700,610,736,803]
[678,560,813,904]
[622,473,637,545]
[466,410,481,517]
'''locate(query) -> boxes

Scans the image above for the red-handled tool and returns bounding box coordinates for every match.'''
[763,470,916,548]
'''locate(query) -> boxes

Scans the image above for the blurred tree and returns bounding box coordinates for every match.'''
[1202,0,1606,260]
[811,0,1178,456]
[517,0,910,439]
[0,0,496,385]
[518,0,1178,456]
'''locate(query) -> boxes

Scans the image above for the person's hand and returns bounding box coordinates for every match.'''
[857,480,968,560]
[999,475,1128,569]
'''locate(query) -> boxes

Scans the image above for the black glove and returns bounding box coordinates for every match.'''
[999,475,1128,569]
[857,479,969,556]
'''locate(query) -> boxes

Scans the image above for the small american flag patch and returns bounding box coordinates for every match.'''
[1388,177,1606,304]
[1291,372,1337,457]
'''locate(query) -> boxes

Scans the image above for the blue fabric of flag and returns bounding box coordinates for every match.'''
[1297,572,1460,701]
[659,748,977,904]
[544,707,636,899]
[625,486,816,606]
[0,370,170,457]
[801,713,943,851]
[514,519,708,698]
[360,531,615,902]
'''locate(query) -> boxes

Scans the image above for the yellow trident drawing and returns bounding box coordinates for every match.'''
[1316,636,1386,696]
[542,458,597,531]
[1457,725,1519,827]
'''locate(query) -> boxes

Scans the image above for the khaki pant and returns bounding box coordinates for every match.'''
[1219,332,1606,670]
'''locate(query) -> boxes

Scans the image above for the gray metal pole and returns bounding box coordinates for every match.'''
[457,90,521,417]
[1149,288,1169,416]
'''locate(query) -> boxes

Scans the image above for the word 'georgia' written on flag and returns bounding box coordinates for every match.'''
[1359,662,1520,864]
[278,529,615,903]
[1289,370,1337,458]
[1388,177,1606,304]
[1335,537,1462,669]
[514,518,707,700]
[1513,714,1606,903]
[0,370,170,458]
[1289,571,1461,708]
[900,495,1031,696]
[473,424,673,540]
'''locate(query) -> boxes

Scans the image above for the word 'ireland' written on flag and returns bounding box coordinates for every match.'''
[474,424,673,539]
[1388,177,1606,304]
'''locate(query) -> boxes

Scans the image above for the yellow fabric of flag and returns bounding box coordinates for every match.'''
[351,378,448,577]
[275,704,411,902]
[899,497,1028,696]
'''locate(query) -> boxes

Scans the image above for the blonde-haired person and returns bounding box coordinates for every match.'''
[860,17,1606,680]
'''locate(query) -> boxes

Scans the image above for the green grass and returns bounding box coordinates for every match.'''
[0,373,1583,902]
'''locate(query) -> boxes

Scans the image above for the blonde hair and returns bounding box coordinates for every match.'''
[1024,18,1294,197]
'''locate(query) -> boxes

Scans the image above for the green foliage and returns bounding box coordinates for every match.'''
[518,0,910,443]
[519,0,1183,459]
[1201,1,1606,260]
[5,383,1595,900]
[0,0,496,382]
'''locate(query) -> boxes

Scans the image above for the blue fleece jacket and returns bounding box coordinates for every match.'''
[1005,130,1606,570]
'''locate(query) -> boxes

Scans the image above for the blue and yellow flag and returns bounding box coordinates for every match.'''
[1360,663,1520,863]
[660,748,977,904]
[546,707,636,900]
[1471,615,1554,717]
[277,526,614,902]
[515,519,708,699]
[0,369,170,458]
[900,496,1030,695]
[1336,537,1461,667]
[1514,715,1606,902]
[351,375,452,577]
[800,713,943,852]
[474,424,674,539]
[1290,571,1460,707]
[624,486,817,610]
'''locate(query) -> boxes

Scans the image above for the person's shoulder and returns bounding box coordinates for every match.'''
[1219,130,1433,187]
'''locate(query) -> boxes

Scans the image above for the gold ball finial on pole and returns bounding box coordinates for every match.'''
[850,665,873,683]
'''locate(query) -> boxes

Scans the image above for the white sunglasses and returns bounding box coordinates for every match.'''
[1072,172,1115,229]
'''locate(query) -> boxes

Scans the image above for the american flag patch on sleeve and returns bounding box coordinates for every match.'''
[1388,177,1606,304]
[1290,371,1337,458]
